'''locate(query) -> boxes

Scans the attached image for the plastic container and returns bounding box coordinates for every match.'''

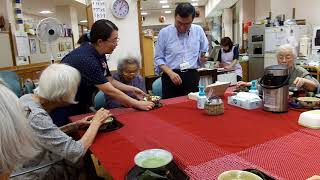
[249,80,259,96]
[197,85,207,109]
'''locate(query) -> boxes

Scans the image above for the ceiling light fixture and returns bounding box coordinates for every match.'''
[160,0,168,3]
[162,5,170,8]
[141,12,148,15]
[191,0,198,1]
[80,20,88,23]
[39,10,53,14]
[164,10,172,14]
[191,2,198,6]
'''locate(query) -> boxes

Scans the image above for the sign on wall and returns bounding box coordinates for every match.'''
[92,0,107,21]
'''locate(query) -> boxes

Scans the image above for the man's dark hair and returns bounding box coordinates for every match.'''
[175,3,195,19]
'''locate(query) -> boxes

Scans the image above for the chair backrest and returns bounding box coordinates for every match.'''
[94,91,106,110]
[0,71,22,97]
[152,77,162,97]
[23,79,35,94]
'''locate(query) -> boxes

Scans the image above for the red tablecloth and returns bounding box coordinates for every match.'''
[70,96,320,180]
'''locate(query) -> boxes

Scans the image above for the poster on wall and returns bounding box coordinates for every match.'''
[15,32,30,57]
[39,40,47,54]
[92,0,107,21]
[29,38,37,53]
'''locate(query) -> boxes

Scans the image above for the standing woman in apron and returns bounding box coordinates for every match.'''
[216,37,242,81]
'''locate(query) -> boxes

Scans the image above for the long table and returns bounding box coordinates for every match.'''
[70,96,320,180]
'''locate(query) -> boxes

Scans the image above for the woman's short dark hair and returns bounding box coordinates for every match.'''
[77,19,118,44]
[175,3,195,19]
[221,37,233,50]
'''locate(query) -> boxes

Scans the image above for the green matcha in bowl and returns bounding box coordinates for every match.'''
[134,149,173,170]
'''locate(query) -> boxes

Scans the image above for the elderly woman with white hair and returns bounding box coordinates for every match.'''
[14,64,111,179]
[237,44,319,91]
[104,57,146,108]
[0,80,38,180]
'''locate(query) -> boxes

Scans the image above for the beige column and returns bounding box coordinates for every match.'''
[56,5,79,46]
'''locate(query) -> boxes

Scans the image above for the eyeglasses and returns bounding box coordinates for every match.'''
[123,71,138,76]
[107,37,120,44]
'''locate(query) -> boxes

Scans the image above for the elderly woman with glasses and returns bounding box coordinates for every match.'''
[104,57,146,109]
[237,44,319,91]
[14,64,111,179]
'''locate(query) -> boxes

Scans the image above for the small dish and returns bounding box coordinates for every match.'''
[218,170,263,180]
[298,110,320,129]
[144,95,162,109]
[134,149,173,169]
[86,116,122,132]
[297,97,320,108]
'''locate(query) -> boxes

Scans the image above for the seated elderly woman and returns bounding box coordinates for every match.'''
[104,57,146,109]
[0,80,38,180]
[237,44,319,91]
[14,64,111,179]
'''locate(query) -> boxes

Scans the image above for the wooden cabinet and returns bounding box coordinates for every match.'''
[240,60,248,82]
[142,36,155,77]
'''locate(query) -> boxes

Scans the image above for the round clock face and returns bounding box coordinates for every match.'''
[111,0,129,19]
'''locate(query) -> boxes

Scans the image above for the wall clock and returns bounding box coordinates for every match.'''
[111,0,129,19]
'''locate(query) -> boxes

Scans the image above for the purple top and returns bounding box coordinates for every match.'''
[104,72,146,109]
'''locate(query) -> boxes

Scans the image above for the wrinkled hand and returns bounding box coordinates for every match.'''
[214,62,220,68]
[91,108,112,126]
[77,115,94,128]
[134,100,154,111]
[306,175,320,180]
[169,71,182,85]
[131,86,146,100]
[236,81,251,88]
[224,65,233,70]
[293,77,305,88]
[199,56,207,64]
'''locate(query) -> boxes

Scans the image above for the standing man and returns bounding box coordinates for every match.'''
[154,2,208,99]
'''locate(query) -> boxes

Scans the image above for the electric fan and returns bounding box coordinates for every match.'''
[36,17,64,63]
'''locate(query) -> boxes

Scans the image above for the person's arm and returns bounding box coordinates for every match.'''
[215,50,222,68]
[28,111,106,163]
[154,29,182,85]
[107,76,139,93]
[226,46,239,69]
[79,108,111,151]
[294,77,318,91]
[60,115,93,134]
[96,82,154,110]
[160,64,182,85]
[199,27,209,64]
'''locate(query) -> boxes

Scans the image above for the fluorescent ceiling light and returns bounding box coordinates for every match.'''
[141,12,148,15]
[39,10,53,14]
[164,10,172,14]
[191,2,198,6]
[191,0,198,1]
[80,20,88,23]
[162,5,170,8]
[160,0,168,3]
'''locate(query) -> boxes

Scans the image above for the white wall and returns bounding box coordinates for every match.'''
[103,0,141,71]
[255,0,270,21]
[270,0,320,26]
[142,7,206,27]
[0,0,15,31]
[222,8,232,38]
[254,0,320,26]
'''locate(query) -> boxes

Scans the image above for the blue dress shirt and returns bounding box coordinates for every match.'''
[154,24,208,74]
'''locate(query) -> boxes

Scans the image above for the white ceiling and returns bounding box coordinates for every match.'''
[22,0,87,25]
[141,0,208,13]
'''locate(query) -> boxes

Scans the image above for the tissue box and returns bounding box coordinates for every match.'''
[228,94,262,110]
